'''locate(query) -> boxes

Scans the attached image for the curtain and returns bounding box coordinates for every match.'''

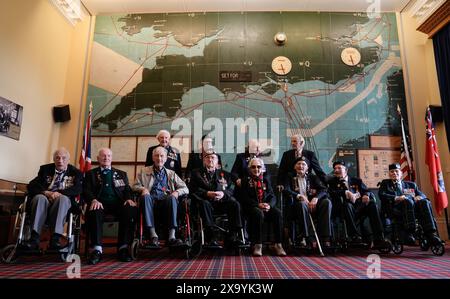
[432,23,450,151]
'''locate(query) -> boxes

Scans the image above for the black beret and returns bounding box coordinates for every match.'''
[389,163,401,170]
[203,150,217,158]
[293,156,310,168]
[333,161,346,168]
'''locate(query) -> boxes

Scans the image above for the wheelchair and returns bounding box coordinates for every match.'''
[0,195,82,264]
[326,191,395,254]
[130,195,198,260]
[187,194,249,257]
[281,190,336,257]
[381,203,445,256]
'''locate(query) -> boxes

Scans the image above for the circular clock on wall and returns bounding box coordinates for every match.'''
[271,56,292,75]
[341,47,361,66]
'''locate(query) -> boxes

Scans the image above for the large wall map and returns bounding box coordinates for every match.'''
[87,12,409,177]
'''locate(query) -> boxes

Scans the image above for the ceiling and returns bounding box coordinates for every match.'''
[81,0,413,15]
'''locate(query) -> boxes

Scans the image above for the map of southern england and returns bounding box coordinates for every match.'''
[87,12,409,175]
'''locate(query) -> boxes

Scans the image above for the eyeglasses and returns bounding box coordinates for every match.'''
[250,165,262,169]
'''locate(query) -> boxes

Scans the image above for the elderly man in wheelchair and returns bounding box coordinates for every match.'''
[188,150,245,249]
[378,163,444,251]
[133,146,188,248]
[327,161,391,251]
[23,147,82,251]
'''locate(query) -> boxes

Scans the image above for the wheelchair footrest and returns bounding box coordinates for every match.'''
[203,244,223,249]
[141,243,162,250]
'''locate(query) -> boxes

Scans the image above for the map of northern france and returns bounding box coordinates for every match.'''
[88,12,407,174]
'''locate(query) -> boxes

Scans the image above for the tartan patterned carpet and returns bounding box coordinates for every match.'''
[1,245,449,279]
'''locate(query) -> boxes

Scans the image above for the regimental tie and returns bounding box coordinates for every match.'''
[50,170,65,191]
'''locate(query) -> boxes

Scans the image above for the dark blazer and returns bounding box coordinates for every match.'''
[283,172,328,202]
[231,152,271,184]
[189,168,234,201]
[237,176,276,210]
[145,145,182,177]
[378,179,426,205]
[83,167,132,205]
[185,152,222,180]
[277,149,326,185]
[28,163,82,200]
[327,176,369,200]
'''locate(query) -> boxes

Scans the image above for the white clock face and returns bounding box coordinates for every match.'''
[341,47,361,66]
[271,56,292,75]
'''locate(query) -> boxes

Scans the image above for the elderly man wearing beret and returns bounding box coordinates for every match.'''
[378,163,442,246]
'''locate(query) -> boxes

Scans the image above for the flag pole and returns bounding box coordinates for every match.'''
[445,207,450,239]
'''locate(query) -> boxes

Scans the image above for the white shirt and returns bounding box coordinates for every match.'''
[296,175,307,196]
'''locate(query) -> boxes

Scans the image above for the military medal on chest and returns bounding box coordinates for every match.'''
[219,172,228,190]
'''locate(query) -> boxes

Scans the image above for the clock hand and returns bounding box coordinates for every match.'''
[350,55,354,65]
[279,64,285,73]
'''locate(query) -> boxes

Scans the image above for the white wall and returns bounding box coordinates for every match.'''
[0,0,92,183]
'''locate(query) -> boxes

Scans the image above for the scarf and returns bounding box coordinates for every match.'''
[251,175,265,203]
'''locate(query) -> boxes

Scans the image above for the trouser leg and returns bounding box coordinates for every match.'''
[48,195,71,235]
[88,208,104,247]
[31,194,49,235]
[117,204,137,248]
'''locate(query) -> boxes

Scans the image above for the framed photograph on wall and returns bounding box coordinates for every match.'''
[0,96,23,141]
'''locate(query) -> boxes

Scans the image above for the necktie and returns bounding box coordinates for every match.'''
[51,171,64,191]
[206,171,214,184]
[395,182,402,196]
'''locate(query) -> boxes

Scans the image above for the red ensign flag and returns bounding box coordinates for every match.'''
[425,107,448,215]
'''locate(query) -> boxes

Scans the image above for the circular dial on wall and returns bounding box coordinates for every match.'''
[271,56,292,75]
[341,47,361,66]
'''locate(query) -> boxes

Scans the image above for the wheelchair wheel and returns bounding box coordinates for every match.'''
[392,242,403,255]
[60,242,75,262]
[431,243,445,256]
[131,239,139,260]
[1,244,18,264]
[186,237,202,259]
[419,238,429,251]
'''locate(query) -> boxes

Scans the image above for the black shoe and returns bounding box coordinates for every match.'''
[372,239,391,250]
[118,248,132,262]
[405,234,416,245]
[294,237,308,248]
[88,250,102,265]
[22,241,39,251]
[168,238,183,247]
[207,240,222,248]
[350,235,363,244]
[234,238,245,246]
[227,233,244,246]
[149,237,160,247]
[49,233,63,250]
[23,231,40,251]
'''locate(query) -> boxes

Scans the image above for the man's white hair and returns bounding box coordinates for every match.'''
[152,146,168,156]
[156,130,171,139]
[53,147,70,160]
[291,134,305,144]
[98,147,112,156]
